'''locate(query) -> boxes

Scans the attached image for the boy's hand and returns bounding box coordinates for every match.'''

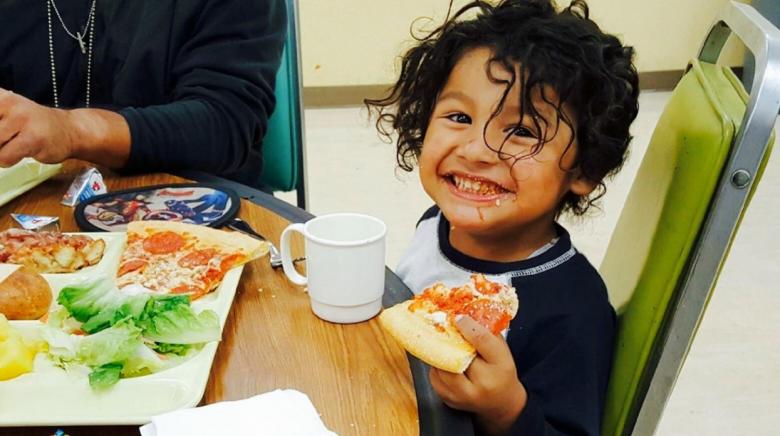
[429,316,527,435]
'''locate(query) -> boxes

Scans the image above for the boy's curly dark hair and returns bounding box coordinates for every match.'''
[365,0,639,215]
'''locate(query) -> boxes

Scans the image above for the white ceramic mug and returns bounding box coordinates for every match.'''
[279,213,387,323]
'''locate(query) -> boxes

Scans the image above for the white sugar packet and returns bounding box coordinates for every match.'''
[139,389,337,436]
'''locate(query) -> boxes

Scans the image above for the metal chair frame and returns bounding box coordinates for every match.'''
[630,3,780,434]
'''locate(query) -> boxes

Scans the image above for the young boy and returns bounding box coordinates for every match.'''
[366,1,639,434]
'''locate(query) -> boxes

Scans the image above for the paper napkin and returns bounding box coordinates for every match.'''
[139,389,337,436]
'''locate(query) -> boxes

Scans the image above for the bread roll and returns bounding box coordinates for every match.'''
[0,267,52,320]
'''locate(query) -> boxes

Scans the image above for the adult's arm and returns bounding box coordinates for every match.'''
[118,0,287,176]
[0,90,129,168]
[0,0,286,174]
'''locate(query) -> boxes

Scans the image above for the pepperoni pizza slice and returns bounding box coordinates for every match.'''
[379,274,518,373]
[116,221,268,300]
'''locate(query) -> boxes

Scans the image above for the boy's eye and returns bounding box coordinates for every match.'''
[508,125,536,138]
[445,113,471,124]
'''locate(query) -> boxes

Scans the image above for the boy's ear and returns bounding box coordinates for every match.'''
[569,170,598,196]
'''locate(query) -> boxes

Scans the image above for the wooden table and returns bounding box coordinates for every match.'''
[0,163,424,435]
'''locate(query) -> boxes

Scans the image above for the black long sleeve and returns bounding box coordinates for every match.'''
[397,209,617,436]
[119,0,286,187]
[506,281,616,436]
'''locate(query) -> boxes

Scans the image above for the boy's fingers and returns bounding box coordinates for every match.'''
[464,354,492,381]
[429,368,448,396]
[434,366,468,387]
[430,368,459,403]
[456,316,508,363]
[430,367,478,408]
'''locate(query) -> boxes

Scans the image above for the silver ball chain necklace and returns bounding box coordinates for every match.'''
[46,0,96,108]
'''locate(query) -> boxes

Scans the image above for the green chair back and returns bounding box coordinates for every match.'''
[261,0,307,208]
[600,3,779,433]
[600,60,771,436]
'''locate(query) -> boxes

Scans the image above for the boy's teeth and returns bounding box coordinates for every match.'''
[453,175,503,195]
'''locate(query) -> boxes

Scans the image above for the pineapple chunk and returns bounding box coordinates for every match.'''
[0,315,40,380]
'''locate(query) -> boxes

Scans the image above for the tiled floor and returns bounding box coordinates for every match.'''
[278,91,780,435]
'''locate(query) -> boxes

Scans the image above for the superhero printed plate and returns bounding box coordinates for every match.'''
[74,183,239,232]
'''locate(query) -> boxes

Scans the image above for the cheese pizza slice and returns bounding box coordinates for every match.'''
[379,274,518,373]
[116,221,268,299]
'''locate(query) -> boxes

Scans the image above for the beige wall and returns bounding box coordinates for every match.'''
[298,0,749,88]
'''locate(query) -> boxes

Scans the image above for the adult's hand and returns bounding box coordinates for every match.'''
[0,89,76,166]
[0,88,131,168]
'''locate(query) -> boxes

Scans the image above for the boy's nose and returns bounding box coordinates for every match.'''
[457,129,502,164]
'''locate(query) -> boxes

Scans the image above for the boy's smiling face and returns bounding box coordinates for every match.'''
[419,47,595,260]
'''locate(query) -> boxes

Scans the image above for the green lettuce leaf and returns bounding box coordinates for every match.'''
[150,342,192,356]
[57,278,117,322]
[77,320,143,367]
[46,307,83,334]
[58,279,151,333]
[89,363,123,390]
[121,344,166,377]
[139,304,220,344]
[80,295,150,334]
[50,281,220,391]
[41,325,83,367]
[141,295,191,319]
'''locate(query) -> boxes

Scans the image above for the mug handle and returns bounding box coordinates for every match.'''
[280,223,307,285]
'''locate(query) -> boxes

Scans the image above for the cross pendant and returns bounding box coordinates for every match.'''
[76,32,86,54]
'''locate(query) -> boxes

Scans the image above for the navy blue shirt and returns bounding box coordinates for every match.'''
[0,0,286,188]
[396,206,616,435]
